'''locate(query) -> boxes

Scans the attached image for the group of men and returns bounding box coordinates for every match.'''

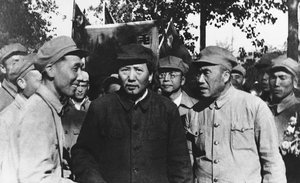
[0,34,298,183]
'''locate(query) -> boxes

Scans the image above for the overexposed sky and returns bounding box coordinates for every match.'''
[52,0,289,55]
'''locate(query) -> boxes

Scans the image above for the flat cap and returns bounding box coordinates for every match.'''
[0,43,27,64]
[117,44,154,65]
[158,56,189,74]
[232,64,246,77]
[271,55,300,77]
[193,46,237,70]
[11,53,37,81]
[36,36,88,72]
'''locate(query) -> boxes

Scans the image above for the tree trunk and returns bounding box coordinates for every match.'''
[287,0,299,62]
[200,8,207,51]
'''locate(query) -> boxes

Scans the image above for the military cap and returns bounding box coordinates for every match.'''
[36,36,88,72]
[158,56,189,74]
[11,53,37,81]
[0,43,27,64]
[193,46,237,70]
[271,55,300,77]
[232,64,246,77]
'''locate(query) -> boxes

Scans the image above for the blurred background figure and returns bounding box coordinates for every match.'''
[231,64,246,91]
[101,73,121,94]
[62,70,91,171]
[0,43,28,112]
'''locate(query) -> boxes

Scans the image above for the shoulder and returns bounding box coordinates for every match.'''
[149,91,178,110]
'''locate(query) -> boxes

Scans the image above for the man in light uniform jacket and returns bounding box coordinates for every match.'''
[188,46,286,183]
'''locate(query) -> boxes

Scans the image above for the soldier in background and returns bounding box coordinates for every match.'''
[0,43,28,111]
[231,64,246,91]
[158,55,198,165]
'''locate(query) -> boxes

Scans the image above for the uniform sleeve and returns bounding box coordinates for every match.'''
[167,105,193,183]
[255,101,287,183]
[18,110,74,183]
[71,102,107,183]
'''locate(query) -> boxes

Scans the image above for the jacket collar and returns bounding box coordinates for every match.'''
[36,84,63,115]
[180,90,197,109]
[14,94,27,110]
[270,92,298,114]
[2,78,18,98]
[116,88,151,112]
[210,85,235,110]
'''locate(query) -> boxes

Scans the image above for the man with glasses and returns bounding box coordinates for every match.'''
[158,55,198,165]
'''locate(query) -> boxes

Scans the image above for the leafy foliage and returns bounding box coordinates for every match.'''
[0,0,58,49]
[88,0,287,53]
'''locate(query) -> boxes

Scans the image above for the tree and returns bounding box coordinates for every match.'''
[286,0,299,61]
[88,0,287,54]
[0,0,58,49]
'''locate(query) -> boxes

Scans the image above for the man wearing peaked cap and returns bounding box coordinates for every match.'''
[188,46,286,182]
[231,64,246,90]
[16,36,87,183]
[268,56,300,183]
[72,44,193,183]
[158,55,198,165]
[0,53,42,182]
[0,43,28,112]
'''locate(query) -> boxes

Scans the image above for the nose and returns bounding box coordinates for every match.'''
[197,73,205,84]
[274,78,280,86]
[128,70,136,81]
[76,68,83,81]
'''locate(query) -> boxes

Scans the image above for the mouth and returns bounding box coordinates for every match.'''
[125,84,138,90]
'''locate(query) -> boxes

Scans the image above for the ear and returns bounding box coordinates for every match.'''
[223,70,231,83]
[148,73,153,84]
[242,78,246,85]
[0,64,6,74]
[44,64,55,78]
[17,77,27,90]
[293,78,298,88]
[181,75,186,86]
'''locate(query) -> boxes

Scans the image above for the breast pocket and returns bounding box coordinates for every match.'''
[231,123,255,150]
[193,125,206,157]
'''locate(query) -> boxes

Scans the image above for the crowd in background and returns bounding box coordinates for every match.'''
[0,35,299,183]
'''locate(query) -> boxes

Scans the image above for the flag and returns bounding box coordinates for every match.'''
[72,1,90,48]
[103,2,116,24]
[158,18,192,65]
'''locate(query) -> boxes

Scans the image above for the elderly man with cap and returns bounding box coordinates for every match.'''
[0,53,41,182]
[0,43,28,112]
[15,36,87,183]
[158,55,198,165]
[268,56,300,183]
[71,44,193,183]
[231,64,246,91]
[188,46,285,183]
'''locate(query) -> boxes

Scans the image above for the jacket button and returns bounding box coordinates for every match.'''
[214,141,219,145]
[213,178,218,182]
[133,168,139,174]
[241,128,245,132]
[213,159,220,164]
[214,123,220,128]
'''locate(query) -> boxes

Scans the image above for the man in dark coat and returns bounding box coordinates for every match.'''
[71,44,193,183]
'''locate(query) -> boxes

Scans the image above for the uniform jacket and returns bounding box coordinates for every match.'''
[188,86,286,183]
[71,89,193,183]
[0,94,26,183]
[269,93,300,183]
[17,85,74,183]
[0,79,18,112]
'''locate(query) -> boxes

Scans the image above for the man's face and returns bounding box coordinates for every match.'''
[269,70,294,100]
[195,65,229,98]
[231,72,244,89]
[158,69,184,94]
[118,63,152,95]
[261,72,270,92]
[74,81,89,101]
[2,55,25,81]
[23,70,42,98]
[52,55,84,97]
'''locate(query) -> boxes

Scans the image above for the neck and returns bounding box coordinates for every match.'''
[42,79,61,100]
[73,97,85,103]
[213,83,231,100]
[164,88,182,101]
